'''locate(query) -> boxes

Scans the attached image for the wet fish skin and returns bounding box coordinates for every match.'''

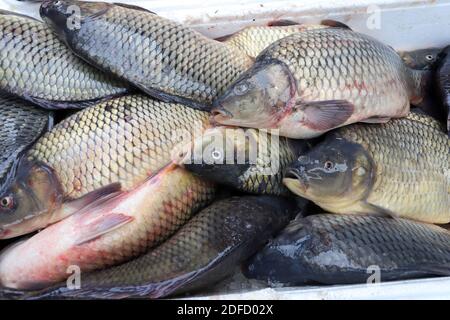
[0,165,215,290]
[399,48,442,70]
[0,94,52,191]
[212,28,426,138]
[0,94,210,239]
[246,214,450,285]
[0,10,129,109]
[173,126,309,195]
[21,196,296,299]
[283,112,450,224]
[40,0,252,109]
[436,46,450,134]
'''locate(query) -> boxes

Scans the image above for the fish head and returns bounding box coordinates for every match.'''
[40,0,110,42]
[172,126,257,186]
[212,60,295,129]
[283,137,373,206]
[245,219,311,285]
[0,159,63,239]
[399,48,441,70]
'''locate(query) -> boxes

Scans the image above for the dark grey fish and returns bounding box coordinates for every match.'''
[0,94,52,192]
[173,126,309,196]
[0,10,129,109]
[10,196,296,299]
[246,214,450,286]
[39,0,252,110]
[436,46,450,134]
[399,48,441,70]
[399,48,448,123]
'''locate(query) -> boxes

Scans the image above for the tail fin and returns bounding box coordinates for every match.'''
[409,69,432,107]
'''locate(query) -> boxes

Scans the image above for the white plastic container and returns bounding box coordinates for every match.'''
[0,0,449,299]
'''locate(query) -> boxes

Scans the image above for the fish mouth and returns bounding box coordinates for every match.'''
[0,210,47,240]
[211,108,234,124]
[283,169,308,195]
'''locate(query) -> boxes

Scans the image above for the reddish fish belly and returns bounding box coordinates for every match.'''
[0,165,213,290]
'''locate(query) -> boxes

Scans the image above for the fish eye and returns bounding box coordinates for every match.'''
[0,196,14,210]
[211,149,222,160]
[233,82,249,96]
[324,161,334,170]
[425,54,434,61]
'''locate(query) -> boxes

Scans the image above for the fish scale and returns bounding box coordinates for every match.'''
[238,130,304,195]
[246,214,450,285]
[0,10,128,109]
[39,1,253,109]
[28,94,209,200]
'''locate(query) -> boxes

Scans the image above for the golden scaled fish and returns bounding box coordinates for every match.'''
[212,28,429,138]
[0,95,209,239]
[283,112,450,224]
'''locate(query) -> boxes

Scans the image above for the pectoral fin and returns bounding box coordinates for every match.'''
[60,183,122,221]
[301,100,354,131]
[360,201,399,218]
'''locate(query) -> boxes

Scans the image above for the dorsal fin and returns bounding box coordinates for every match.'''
[321,19,352,30]
[267,19,300,27]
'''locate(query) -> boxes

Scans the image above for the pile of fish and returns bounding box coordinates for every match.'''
[0,0,448,299]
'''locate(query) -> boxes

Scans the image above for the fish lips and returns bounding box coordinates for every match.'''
[210,106,234,125]
[283,168,309,195]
